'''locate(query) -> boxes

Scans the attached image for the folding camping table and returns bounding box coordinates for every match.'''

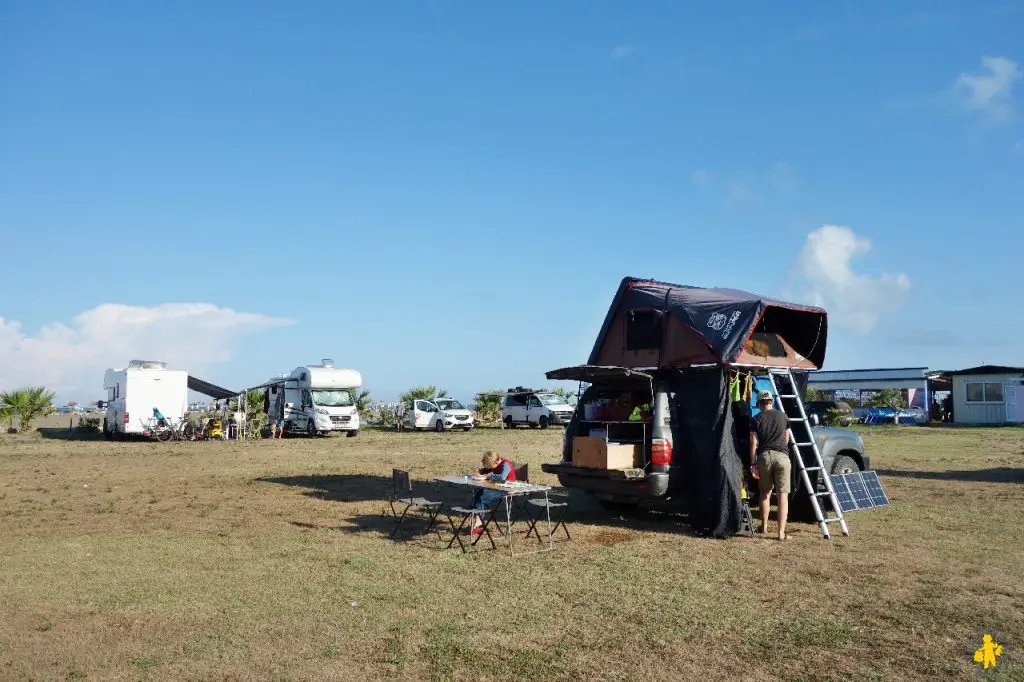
[434,476,554,556]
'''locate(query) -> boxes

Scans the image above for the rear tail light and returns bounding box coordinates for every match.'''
[124,412,130,425]
[650,438,672,467]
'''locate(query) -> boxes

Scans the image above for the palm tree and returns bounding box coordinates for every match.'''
[399,385,449,404]
[0,387,56,433]
[351,388,372,415]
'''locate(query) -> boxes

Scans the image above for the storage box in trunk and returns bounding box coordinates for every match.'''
[572,436,640,469]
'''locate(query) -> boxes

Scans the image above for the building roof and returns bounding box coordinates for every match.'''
[948,365,1024,376]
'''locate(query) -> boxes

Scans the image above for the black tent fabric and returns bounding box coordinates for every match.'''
[588,277,828,369]
[187,376,238,400]
[666,366,743,538]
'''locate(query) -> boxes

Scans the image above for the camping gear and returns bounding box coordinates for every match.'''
[762,368,848,539]
[388,469,444,542]
[588,277,828,371]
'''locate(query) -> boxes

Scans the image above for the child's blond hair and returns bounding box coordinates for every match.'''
[481,450,500,468]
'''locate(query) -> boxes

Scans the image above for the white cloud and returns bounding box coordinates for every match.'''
[791,225,911,333]
[609,44,633,61]
[691,169,713,184]
[0,303,293,398]
[954,56,1021,122]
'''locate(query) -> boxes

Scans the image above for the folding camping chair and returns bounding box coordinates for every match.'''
[389,469,444,541]
[524,495,571,543]
[444,506,497,553]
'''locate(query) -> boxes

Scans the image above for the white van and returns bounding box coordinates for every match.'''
[102,360,188,438]
[405,398,475,431]
[501,388,574,429]
[261,360,361,437]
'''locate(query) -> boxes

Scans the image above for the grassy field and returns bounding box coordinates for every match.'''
[1,418,1022,681]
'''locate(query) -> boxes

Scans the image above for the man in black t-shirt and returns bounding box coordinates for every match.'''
[750,390,795,540]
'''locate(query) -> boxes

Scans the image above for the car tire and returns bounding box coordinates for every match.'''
[539,416,549,429]
[435,420,446,433]
[831,454,860,476]
[347,430,358,438]
[504,416,514,430]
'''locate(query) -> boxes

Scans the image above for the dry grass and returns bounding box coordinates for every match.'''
[1,418,1022,681]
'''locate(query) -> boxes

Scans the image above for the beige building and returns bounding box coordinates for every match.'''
[950,365,1024,425]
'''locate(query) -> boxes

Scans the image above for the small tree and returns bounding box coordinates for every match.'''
[804,386,826,402]
[0,387,56,433]
[243,389,267,439]
[473,391,503,423]
[552,387,579,406]
[400,385,448,404]
[351,388,372,415]
[866,389,905,409]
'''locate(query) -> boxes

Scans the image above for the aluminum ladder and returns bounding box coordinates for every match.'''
[763,368,849,539]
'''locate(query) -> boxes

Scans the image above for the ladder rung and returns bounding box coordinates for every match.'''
[778,394,798,398]
[803,466,822,472]
[795,442,814,446]
[815,492,833,497]
[824,518,845,523]
[787,418,805,422]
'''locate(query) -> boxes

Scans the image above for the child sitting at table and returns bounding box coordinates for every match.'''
[469,450,517,535]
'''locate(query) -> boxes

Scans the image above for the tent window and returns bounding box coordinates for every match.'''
[625,309,663,351]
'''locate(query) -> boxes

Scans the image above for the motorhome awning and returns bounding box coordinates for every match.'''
[187,376,239,400]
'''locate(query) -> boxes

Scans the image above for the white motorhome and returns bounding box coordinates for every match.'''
[261,360,362,437]
[102,360,188,438]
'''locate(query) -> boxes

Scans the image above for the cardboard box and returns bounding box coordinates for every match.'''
[572,436,640,469]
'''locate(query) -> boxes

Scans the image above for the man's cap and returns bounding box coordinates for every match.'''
[757,390,774,403]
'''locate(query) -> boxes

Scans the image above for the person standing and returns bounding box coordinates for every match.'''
[395,401,406,432]
[749,390,795,541]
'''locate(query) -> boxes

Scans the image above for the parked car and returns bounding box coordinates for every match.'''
[501,388,574,429]
[540,366,870,515]
[405,398,474,431]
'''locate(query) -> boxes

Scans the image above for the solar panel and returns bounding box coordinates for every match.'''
[861,470,890,507]
[828,474,857,512]
[825,471,890,513]
[846,473,872,509]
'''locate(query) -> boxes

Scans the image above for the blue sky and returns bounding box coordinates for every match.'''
[1,1,1022,402]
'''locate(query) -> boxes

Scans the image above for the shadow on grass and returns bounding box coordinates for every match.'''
[36,428,106,441]
[877,467,1023,484]
[261,473,699,539]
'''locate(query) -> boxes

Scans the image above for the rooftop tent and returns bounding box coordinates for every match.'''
[588,278,828,370]
[187,376,238,401]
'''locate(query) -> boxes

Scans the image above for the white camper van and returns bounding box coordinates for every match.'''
[262,360,362,437]
[102,360,188,438]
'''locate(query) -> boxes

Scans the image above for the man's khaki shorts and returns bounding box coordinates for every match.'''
[757,450,792,494]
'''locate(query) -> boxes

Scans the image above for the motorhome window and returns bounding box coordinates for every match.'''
[311,389,353,407]
[625,309,663,351]
[537,394,564,406]
[435,399,464,410]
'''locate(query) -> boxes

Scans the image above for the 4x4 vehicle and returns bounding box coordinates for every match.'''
[501,388,574,429]
[540,366,869,512]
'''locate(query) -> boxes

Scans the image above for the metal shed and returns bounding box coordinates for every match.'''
[950,365,1024,424]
